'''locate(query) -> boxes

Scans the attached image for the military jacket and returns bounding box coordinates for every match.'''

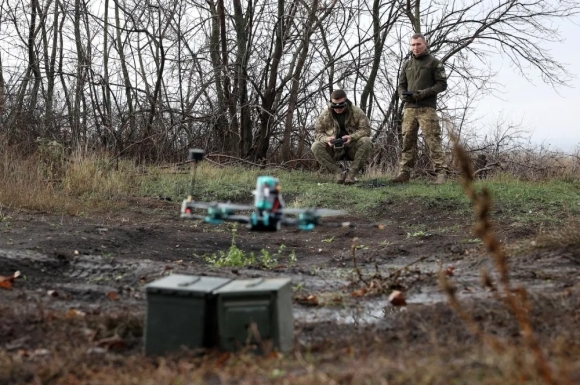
[398,52,447,109]
[314,101,371,142]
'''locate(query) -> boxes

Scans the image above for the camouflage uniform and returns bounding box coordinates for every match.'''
[397,51,448,176]
[311,101,373,177]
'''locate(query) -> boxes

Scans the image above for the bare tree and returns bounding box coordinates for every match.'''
[0,0,577,164]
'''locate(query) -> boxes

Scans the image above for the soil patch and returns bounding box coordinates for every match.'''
[1,196,579,383]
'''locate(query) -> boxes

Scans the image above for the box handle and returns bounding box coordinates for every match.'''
[246,278,265,288]
[177,277,202,287]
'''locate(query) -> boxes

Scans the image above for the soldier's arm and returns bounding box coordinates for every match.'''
[349,109,372,141]
[421,60,447,98]
[397,61,409,98]
[314,113,330,142]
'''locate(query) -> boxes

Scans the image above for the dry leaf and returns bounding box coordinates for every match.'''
[18,349,50,359]
[30,349,50,358]
[82,328,97,341]
[296,294,319,306]
[86,347,107,355]
[445,266,455,276]
[351,288,367,297]
[331,296,343,304]
[0,276,14,289]
[267,351,283,359]
[96,335,126,351]
[66,309,86,318]
[106,291,120,301]
[0,271,20,290]
[388,290,407,306]
[217,352,231,366]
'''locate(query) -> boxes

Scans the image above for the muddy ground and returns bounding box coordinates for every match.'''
[1,195,579,383]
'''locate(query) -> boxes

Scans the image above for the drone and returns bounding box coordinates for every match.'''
[180,149,351,231]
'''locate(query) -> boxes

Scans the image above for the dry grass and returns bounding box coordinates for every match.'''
[0,142,138,215]
[441,139,568,384]
[532,224,580,253]
[1,292,579,384]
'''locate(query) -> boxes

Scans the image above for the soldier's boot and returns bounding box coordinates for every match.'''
[434,173,446,185]
[344,171,357,185]
[391,172,410,184]
[336,171,346,184]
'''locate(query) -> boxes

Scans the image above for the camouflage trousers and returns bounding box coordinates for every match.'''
[399,107,448,175]
[311,137,373,175]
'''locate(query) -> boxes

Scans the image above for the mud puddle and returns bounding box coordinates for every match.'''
[1,248,567,327]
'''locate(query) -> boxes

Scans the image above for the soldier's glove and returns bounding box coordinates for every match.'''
[413,90,429,101]
[401,94,413,103]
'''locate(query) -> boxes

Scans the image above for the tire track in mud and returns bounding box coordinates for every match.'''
[0,248,163,307]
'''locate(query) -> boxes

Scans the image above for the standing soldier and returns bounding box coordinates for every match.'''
[393,33,449,184]
[311,89,373,185]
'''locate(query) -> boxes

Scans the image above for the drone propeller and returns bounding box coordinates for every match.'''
[280,207,347,217]
[180,210,251,223]
[180,213,207,220]
[222,215,252,224]
[184,201,254,211]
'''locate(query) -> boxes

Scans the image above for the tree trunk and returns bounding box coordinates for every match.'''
[207,0,231,153]
[102,0,113,148]
[217,0,239,154]
[44,0,59,136]
[114,0,136,146]
[232,0,253,157]
[359,0,397,115]
[281,0,319,162]
[251,0,288,161]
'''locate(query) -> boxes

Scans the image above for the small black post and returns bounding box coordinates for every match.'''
[188,149,205,200]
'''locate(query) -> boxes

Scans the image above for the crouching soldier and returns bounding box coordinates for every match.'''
[311,89,373,185]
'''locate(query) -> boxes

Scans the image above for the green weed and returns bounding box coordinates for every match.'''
[205,227,296,268]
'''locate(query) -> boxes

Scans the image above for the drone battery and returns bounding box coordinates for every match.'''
[144,274,231,355]
[213,277,293,353]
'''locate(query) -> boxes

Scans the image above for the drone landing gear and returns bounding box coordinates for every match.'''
[249,212,282,232]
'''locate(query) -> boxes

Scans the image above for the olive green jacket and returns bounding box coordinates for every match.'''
[314,100,371,142]
[398,52,447,109]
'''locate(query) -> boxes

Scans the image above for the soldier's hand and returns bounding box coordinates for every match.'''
[413,90,428,101]
[402,94,413,103]
[342,135,352,145]
[327,136,336,147]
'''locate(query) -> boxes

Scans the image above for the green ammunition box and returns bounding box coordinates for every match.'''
[213,277,293,353]
[144,274,231,355]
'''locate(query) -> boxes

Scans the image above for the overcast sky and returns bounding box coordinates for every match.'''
[476,16,580,153]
